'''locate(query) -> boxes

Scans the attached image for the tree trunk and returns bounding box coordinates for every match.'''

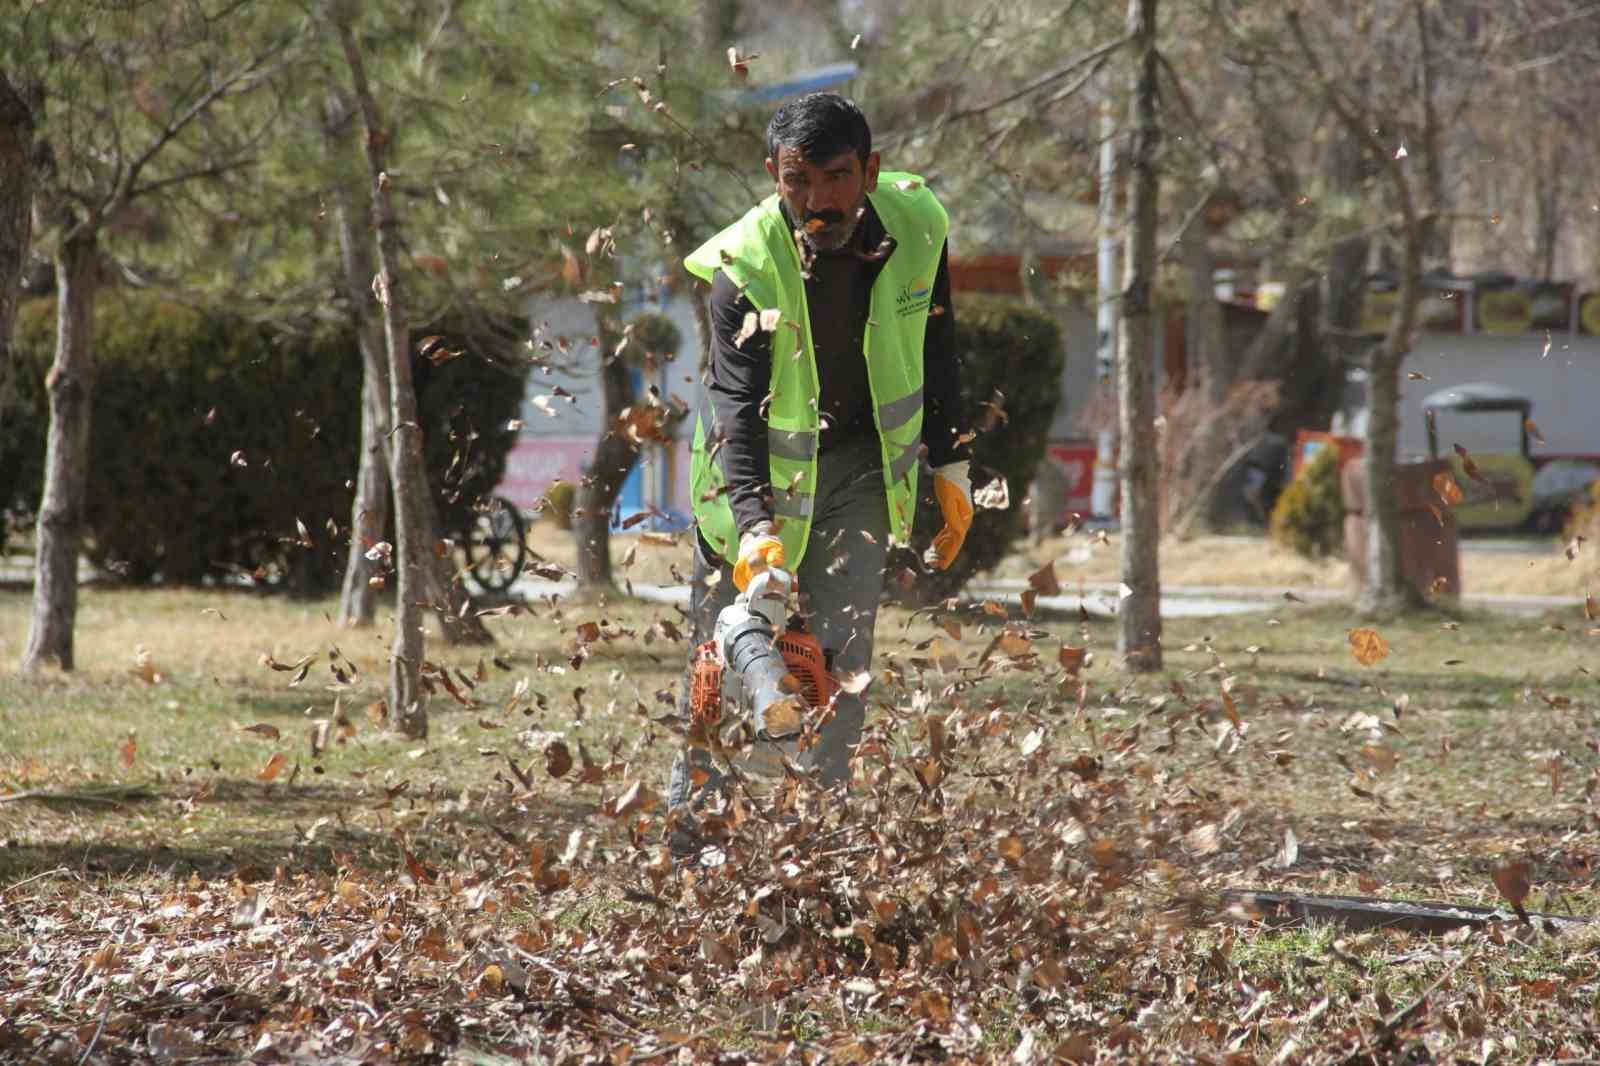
[1116,0,1162,672]
[21,230,97,672]
[0,74,35,428]
[575,339,640,589]
[1359,326,1419,614]
[1323,131,1370,338]
[1360,203,1428,611]
[696,0,740,51]
[334,13,429,737]
[1163,190,1231,531]
[333,182,392,628]
[1182,199,1227,407]
[415,472,493,641]
[1413,0,1450,270]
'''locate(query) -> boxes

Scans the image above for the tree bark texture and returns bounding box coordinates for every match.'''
[696,0,740,51]
[333,182,393,628]
[0,74,35,429]
[1162,191,1234,532]
[1116,0,1162,672]
[21,231,97,672]
[1323,131,1371,339]
[575,339,640,589]
[1358,227,1426,613]
[335,15,429,737]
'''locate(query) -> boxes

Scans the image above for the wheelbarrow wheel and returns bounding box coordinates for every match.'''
[466,496,527,592]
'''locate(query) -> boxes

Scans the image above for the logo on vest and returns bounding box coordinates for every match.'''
[896,277,932,318]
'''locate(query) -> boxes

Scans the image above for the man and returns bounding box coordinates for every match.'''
[667,92,972,840]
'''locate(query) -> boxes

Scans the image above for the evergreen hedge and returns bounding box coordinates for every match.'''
[1268,444,1344,558]
[904,295,1065,601]
[0,293,527,589]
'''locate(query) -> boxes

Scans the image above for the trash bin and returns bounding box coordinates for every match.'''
[1342,458,1460,600]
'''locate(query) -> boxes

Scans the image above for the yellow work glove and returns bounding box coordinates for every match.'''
[928,460,973,570]
[733,521,786,591]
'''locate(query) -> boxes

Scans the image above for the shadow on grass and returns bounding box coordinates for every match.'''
[0,775,599,883]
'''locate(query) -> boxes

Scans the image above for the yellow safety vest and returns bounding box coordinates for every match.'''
[684,171,949,569]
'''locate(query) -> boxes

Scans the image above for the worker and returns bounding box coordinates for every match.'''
[667,92,973,847]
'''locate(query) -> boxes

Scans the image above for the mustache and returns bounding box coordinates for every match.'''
[803,210,846,226]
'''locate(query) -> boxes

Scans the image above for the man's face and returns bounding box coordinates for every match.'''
[765,144,881,253]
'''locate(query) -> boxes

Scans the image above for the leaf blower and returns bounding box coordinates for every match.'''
[687,567,839,747]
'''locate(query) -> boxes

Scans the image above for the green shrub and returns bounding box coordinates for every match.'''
[618,310,682,368]
[0,293,527,589]
[1564,479,1600,546]
[905,295,1065,601]
[541,480,577,529]
[1268,445,1344,558]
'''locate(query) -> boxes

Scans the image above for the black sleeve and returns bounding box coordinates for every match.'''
[705,270,774,534]
[922,243,971,468]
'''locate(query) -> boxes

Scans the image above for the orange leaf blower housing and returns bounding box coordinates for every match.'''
[688,624,838,730]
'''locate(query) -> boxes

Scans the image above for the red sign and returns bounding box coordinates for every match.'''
[1044,442,1096,520]
[496,437,593,510]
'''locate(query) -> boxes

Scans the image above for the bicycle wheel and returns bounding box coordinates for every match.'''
[466,496,527,591]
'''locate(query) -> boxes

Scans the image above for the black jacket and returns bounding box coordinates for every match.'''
[701,198,969,534]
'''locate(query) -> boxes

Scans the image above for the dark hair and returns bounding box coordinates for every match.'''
[766,92,872,167]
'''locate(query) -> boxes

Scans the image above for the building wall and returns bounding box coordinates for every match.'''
[1397,333,1600,459]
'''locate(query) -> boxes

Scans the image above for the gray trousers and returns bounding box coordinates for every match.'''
[667,435,891,809]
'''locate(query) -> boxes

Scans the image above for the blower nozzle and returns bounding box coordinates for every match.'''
[713,567,803,739]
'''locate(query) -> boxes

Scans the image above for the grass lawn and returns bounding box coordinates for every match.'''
[529,520,1593,600]
[3,545,1600,1062]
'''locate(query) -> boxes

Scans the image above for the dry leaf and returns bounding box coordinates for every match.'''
[973,477,1010,510]
[839,671,872,696]
[544,738,573,779]
[1348,628,1389,667]
[257,752,287,782]
[1491,860,1532,919]
[733,311,760,349]
[1220,682,1242,732]
[1358,744,1397,773]
[1453,443,1487,484]
[118,733,137,769]
[1186,823,1221,856]
[1432,471,1463,506]
[608,779,658,819]
[239,723,280,741]
[1027,560,1060,596]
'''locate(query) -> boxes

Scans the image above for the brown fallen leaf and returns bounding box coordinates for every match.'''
[1027,560,1061,596]
[1348,628,1389,667]
[544,737,573,779]
[1185,822,1221,856]
[607,779,658,819]
[118,733,137,769]
[1219,681,1242,732]
[1432,471,1463,506]
[404,849,437,885]
[239,723,281,741]
[257,752,287,782]
[1491,860,1532,923]
[1358,743,1397,773]
[1453,443,1487,484]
